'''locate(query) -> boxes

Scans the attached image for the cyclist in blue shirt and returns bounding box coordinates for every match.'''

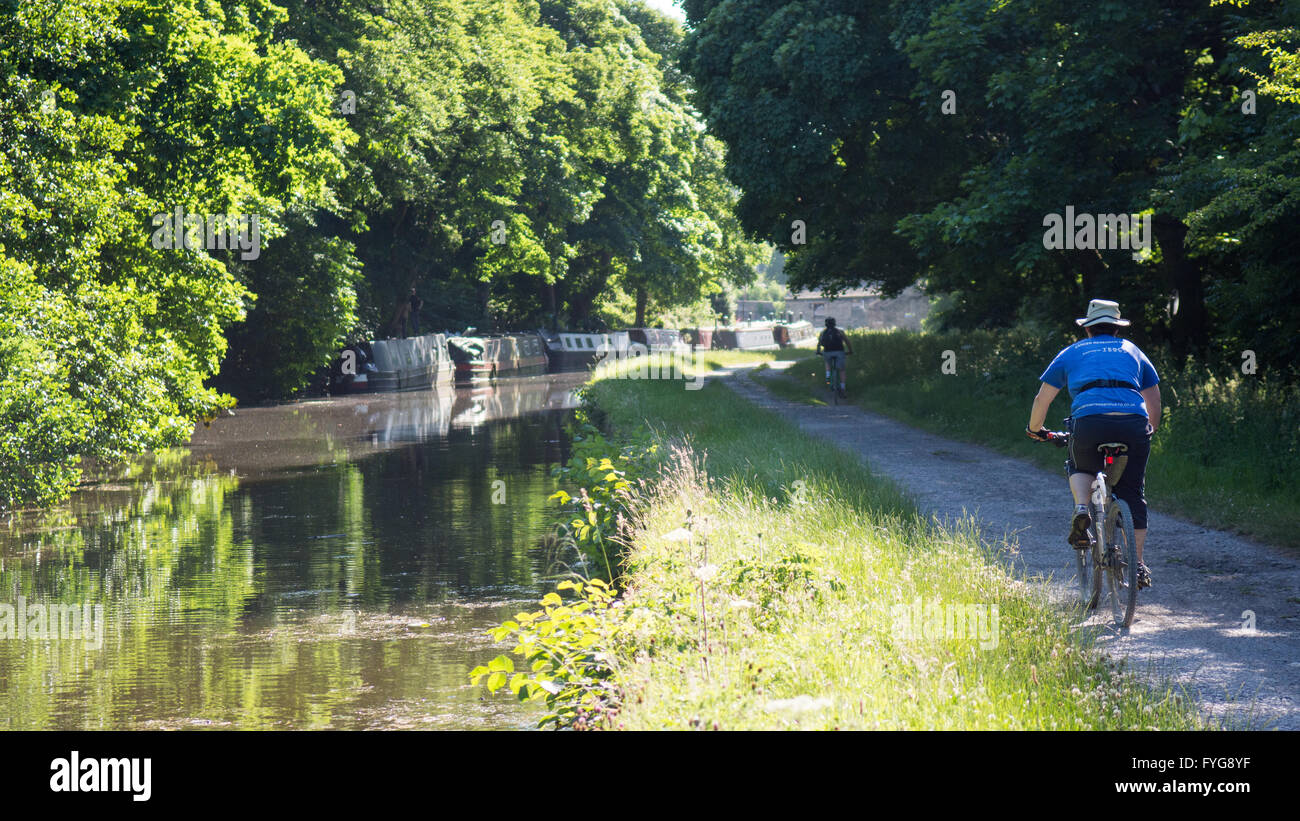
[1025,299,1162,590]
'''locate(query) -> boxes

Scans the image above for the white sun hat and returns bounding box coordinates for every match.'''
[1076,298,1132,328]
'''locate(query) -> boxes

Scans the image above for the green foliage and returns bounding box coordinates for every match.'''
[547,416,659,578]
[273,0,759,340]
[656,296,725,330]
[211,210,362,401]
[0,0,349,507]
[2,0,764,507]
[470,578,621,729]
[682,0,955,298]
[725,544,843,631]
[682,0,1300,375]
[0,268,89,507]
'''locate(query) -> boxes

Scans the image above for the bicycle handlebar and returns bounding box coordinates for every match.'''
[1030,428,1070,448]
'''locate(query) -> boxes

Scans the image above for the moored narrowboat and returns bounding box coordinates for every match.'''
[450,332,552,383]
[713,323,780,351]
[368,333,454,392]
[447,335,494,383]
[773,320,816,348]
[544,331,614,370]
[681,328,713,350]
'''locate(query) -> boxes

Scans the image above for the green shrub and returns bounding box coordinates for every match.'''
[470,578,621,730]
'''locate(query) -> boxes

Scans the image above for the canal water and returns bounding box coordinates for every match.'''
[0,373,586,729]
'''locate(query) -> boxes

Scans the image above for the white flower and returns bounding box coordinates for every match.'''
[693,564,719,582]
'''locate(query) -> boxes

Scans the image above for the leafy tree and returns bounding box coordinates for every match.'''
[1159,0,1300,376]
[681,0,958,299]
[0,0,774,508]
[211,209,362,400]
[684,0,1298,372]
[545,0,761,327]
[0,0,348,507]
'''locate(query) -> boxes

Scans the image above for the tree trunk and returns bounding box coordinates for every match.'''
[476,280,491,329]
[1153,214,1208,362]
[634,286,648,328]
[543,278,558,330]
[564,252,614,330]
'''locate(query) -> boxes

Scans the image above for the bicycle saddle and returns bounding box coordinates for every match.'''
[1097,442,1129,454]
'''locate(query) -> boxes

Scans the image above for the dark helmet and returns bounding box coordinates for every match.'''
[824,317,836,328]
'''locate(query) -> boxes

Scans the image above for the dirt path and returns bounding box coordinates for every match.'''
[722,362,1300,730]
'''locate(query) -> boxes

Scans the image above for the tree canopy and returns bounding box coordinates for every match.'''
[681,0,1300,368]
[1,0,759,508]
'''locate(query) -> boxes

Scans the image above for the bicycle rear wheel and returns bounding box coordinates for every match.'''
[1107,499,1138,627]
[828,363,839,405]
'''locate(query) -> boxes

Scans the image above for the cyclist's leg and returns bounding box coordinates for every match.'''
[822,353,832,384]
[1108,415,1152,563]
[1066,415,1105,545]
[1068,474,1092,506]
[829,351,846,392]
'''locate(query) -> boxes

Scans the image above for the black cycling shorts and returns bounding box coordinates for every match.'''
[1066,413,1153,529]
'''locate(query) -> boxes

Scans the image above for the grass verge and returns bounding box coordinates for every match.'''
[480,360,1207,730]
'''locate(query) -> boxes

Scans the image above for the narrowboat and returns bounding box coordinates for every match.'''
[367,333,454,392]
[681,328,713,350]
[449,332,551,383]
[773,320,816,348]
[447,335,494,383]
[712,323,781,351]
[485,333,549,374]
[544,331,615,370]
[627,328,691,355]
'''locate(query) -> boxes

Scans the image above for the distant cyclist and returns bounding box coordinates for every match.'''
[816,317,852,398]
[1025,299,1161,590]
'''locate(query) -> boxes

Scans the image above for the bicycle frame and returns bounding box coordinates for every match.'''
[1041,428,1138,626]
[823,354,841,405]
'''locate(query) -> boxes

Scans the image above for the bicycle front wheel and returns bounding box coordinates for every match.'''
[1107,499,1138,627]
[1089,503,1105,612]
[1075,545,1092,607]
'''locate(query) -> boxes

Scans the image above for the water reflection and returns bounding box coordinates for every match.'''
[0,374,585,729]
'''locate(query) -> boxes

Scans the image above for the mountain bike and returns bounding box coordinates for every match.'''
[1039,427,1139,627]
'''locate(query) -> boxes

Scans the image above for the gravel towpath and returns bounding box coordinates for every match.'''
[722,362,1300,730]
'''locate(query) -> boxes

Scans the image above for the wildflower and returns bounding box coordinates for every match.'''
[693,564,719,582]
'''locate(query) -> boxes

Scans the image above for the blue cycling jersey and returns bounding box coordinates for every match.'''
[1039,335,1159,418]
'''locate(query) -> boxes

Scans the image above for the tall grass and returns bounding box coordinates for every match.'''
[576,373,1204,729]
[761,328,1300,548]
